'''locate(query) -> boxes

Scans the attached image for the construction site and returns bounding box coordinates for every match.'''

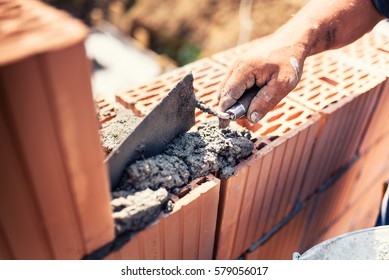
[1,0,389,261]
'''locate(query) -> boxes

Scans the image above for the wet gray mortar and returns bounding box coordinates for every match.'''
[103,112,254,236]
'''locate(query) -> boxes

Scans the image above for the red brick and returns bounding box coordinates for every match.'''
[0,103,53,259]
[360,81,389,152]
[0,224,13,260]
[245,201,313,260]
[214,100,320,260]
[39,44,115,254]
[301,147,388,251]
[303,175,383,252]
[0,0,87,66]
[95,97,117,126]
[105,175,220,260]
[0,0,114,258]
[337,32,389,76]
[293,54,385,200]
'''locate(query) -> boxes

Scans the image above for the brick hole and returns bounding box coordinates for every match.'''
[137,94,160,101]
[262,124,282,135]
[148,84,165,91]
[126,89,137,94]
[274,101,286,110]
[197,90,216,98]
[309,84,322,91]
[286,111,303,121]
[312,69,322,75]
[319,76,339,86]
[322,100,338,110]
[201,96,214,103]
[324,92,338,100]
[343,83,355,90]
[171,76,184,84]
[378,47,389,54]
[236,119,263,132]
[283,127,291,133]
[195,73,207,80]
[203,81,220,89]
[210,72,224,80]
[343,74,354,81]
[197,66,212,74]
[308,92,321,101]
[269,135,279,142]
[267,112,284,122]
[256,142,267,151]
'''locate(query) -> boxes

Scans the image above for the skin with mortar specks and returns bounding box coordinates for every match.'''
[218,0,385,126]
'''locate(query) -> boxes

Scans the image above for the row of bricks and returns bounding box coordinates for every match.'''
[96,127,389,260]
[112,30,389,259]
[245,134,389,259]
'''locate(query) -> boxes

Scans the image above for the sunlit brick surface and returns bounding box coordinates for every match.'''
[116,58,226,123]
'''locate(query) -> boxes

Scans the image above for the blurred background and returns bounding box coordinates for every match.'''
[42,0,308,100]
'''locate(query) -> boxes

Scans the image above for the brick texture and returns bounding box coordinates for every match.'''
[104,175,220,260]
[214,99,320,260]
[290,53,386,201]
[0,0,114,259]
[116,58,226,126]
[245,201,313,260]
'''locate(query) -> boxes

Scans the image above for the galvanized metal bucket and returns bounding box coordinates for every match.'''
[294,226,389,260]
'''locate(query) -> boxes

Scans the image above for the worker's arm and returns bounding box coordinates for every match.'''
[218,0,385,125]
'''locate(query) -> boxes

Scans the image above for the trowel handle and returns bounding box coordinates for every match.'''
[225,85,260,120]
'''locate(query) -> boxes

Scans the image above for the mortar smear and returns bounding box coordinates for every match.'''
[119,120,254,192]
[100,104,142,155]
[111,188,169,235]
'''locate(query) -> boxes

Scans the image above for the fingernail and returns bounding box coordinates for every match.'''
[250,111,261,123]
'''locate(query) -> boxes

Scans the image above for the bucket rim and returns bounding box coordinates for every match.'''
[297,225,389,260]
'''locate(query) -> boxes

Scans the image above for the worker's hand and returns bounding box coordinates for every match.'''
[218,38,308,125]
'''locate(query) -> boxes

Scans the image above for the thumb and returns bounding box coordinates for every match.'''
[246,82,286,123]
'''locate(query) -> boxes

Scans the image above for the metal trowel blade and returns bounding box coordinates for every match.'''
[106,73,197,190]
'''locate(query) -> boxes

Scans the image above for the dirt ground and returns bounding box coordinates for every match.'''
[120,0,309,60]
[45,0,309,65]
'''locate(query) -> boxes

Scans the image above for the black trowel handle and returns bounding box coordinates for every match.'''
[225,85,260,120]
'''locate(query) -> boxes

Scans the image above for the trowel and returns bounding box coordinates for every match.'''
[106,72,258,190]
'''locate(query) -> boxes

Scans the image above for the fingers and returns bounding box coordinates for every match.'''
[217,61,256,112]
[246,80,288,123]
